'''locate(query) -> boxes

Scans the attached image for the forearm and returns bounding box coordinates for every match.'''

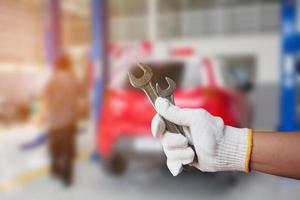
[250,131,300,179]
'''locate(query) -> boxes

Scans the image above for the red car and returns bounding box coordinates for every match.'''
[97,60,252,174]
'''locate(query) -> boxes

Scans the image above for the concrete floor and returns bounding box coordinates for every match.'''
[1,159,300,200]
[1,123,300,200]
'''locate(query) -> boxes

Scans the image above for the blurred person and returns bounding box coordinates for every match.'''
[41,53,82,186]
[151,97,300,180]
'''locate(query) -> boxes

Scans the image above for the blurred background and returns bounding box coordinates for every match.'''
[0,0,300,199]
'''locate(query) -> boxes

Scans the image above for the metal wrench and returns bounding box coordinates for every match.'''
[156,77,198,164]
[128,64,196,169]
[128,63,183,135]
[155,77,183,133]
[128,63,157,106]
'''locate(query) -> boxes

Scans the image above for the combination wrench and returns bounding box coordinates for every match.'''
[128,63,196,169]
[156,77,198,164]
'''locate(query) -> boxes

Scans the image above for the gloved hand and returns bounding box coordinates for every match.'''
[151,97,252,176]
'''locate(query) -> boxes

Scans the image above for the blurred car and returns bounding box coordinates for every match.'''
[97,59,253,174]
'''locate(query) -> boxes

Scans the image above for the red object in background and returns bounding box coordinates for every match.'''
[97,60,251,159]
[98,87,242,158]
[140,40,152,54]
[170,47,194,57]
[202,57,217,87]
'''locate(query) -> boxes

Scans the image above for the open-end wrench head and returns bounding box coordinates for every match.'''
[137,63,152,73]
[156,77,176,98]
[128,63,153,88]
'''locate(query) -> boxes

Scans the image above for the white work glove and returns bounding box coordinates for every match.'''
[151,97,252,176]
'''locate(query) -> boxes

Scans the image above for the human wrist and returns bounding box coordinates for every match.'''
[215,126,252,172]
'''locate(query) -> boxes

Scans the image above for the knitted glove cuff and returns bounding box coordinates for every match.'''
[215,126,252,172]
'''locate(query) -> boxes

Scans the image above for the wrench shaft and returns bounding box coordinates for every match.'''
[128,65,196,171]
[141,83,183,134]
[142,83,158,107]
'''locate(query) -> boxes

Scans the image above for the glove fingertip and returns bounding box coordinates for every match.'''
[167,160,183,176]
[181,147,195,165]
[151,114,165,138]
[171,170,180,176]
[155,97,169,114]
